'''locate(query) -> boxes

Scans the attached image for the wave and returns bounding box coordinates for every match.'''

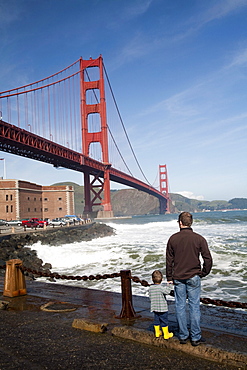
[193,210,247,225]
[30,211,247,302]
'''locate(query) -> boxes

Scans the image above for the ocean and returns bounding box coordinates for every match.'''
[31,210,247,304]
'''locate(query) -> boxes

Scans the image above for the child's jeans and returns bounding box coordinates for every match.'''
[153,311,168,327]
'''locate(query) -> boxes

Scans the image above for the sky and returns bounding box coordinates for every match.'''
[0,0,247,202]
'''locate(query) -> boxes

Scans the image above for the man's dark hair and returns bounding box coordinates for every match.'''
[152,270,163,284]
[178,212,193,227]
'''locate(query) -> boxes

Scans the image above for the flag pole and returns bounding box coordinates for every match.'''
[3,159,6,179]
[0,158,6,179]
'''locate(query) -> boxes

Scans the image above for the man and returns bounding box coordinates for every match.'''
[166,212,212,346]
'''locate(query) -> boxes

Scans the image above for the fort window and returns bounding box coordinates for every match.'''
[6,205,8,212]
[6,195,8,201]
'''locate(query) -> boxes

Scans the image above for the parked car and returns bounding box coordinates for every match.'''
[0,219,9,227]
[30,218,48,226]
[22,218,32,226]
[64,215,81,223]
[7,220,22,226]
[61,217,74,225]
[23,219,43,228]
[39,218,49,226]
[50,218,66,227]
[22,218,47,227]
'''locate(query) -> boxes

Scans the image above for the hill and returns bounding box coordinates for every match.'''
[52,182,247,215]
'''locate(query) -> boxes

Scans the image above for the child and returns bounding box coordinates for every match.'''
[149,270,173,339]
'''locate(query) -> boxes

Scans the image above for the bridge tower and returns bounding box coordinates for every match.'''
[80,56,113,218]
[159,165,170,213]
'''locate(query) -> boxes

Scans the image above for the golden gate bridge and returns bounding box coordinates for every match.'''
[0,56,169,217]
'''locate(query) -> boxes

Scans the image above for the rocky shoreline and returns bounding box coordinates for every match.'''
[0,222,115,277]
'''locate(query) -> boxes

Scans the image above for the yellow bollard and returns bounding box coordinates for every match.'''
[3,259,27,297]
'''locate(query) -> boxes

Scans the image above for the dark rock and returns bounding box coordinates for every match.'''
[0,222,115,278]
[0,301,9,310]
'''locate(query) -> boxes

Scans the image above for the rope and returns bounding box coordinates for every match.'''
[40,301,77,312]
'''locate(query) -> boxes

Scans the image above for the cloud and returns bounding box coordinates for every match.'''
[117,33,153,63]
[227,47,247,68]
[123,0,153,20]
[0,0,22,26]
[110,32,162,70]
[200,0,247,24]
[113,1,247,70]
[170,0,247,43]
[138,81,206,122]
[185,0,247,33]
[106,0,153,31]
[137,40,247,126]
[176,191,204,201]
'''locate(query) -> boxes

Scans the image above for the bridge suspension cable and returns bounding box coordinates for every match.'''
[0,56,169,218]
[0,57,156,189]
[151,168,159,189]
[0,60,82,153]
[84,69,133,177]
[103,64,152,186]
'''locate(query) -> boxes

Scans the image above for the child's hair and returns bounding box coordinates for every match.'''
[152,270,163,284]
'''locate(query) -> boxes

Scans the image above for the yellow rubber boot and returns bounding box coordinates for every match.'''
[162,326,173,340]
[154,325,162,338]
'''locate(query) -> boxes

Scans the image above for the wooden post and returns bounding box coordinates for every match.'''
[3,259,27,297]
[116,270,141,319]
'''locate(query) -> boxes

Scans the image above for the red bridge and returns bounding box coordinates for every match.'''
[0,56,169,217]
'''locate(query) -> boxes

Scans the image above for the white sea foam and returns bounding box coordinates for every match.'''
[30,211,247,302]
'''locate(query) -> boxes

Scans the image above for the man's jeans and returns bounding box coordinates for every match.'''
[174,275,201,341]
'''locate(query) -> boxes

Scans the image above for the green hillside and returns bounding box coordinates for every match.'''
[52,182,247,215]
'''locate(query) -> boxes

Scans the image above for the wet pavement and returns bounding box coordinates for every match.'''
[0,278,246,369]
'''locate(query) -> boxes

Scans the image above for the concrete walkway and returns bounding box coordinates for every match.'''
[0,278,246,369]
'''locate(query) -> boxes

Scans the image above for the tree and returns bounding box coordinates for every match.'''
[229,198,247,209]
